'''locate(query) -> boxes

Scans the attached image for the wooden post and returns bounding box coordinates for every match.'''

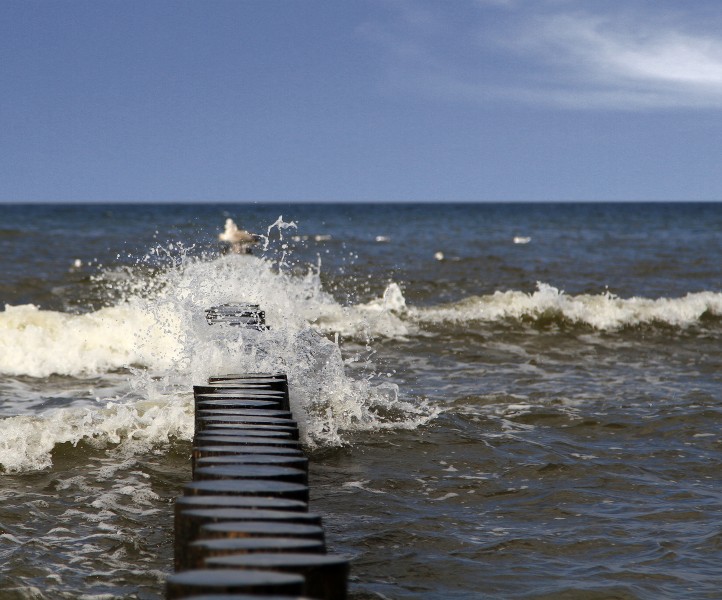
[196,408,293,418]
[191,444,305,473]
[208,372,287,381]
[207,375,289,398]
[183,479,309,503]
[166,568,305,598]
[187,536,324,571]
[194,384,274,394]
[192,435,300,449]
[195,392,288,412]
[195,398,284,410]
[195,411,297,433]
[194,384,289,412]
[174,494,308,513]
[194,390,287,399]
[199,521,325,544]
[195,428,294,440]
[200,424,300,440]
[206,552,350,600]
[195,454,308,470]
[175,507,322,571]
[193,464,308,485]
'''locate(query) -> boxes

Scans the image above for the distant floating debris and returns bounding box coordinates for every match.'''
[434,251,445,261]
[513,236,532,244]
[375,235,391,243]
[290,234,332,243]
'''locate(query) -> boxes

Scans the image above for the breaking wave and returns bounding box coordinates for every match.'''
[410,283,722,331]
[0,250,436,472]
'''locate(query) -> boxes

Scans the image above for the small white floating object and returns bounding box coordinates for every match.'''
[513,236,531,244]
[72,259,82,268]
[314,234,332,242]
[375,235,390,243]
[434,251,445,261]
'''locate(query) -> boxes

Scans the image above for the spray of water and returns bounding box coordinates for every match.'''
[0,223,437,472]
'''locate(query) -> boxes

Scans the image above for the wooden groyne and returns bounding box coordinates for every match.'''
[166,304,350,599]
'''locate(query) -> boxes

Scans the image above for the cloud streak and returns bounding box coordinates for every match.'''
[511,11,722,108]
[362,2,722,110]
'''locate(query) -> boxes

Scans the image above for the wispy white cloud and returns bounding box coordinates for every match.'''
[361,1,722,110]
[511,11,722,108]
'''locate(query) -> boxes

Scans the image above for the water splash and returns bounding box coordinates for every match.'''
[0,247,437,472]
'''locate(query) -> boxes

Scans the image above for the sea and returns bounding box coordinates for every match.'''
[0,202,720,599]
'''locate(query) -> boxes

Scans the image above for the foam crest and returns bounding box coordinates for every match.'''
[0,398,192,472]
[311,282,413,339]
[0,303,184,378]
[411,283,722,330]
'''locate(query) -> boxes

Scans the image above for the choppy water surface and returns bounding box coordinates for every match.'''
[0,202,720,599]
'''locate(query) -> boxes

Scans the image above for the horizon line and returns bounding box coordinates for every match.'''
[1,199,721,206]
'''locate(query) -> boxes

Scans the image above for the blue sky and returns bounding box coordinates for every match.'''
[1,0,721,202]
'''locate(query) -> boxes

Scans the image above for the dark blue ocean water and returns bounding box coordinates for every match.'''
[0,202,720,598]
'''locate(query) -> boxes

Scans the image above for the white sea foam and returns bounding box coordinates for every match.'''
[311,282,412,339]
[0,249,436,472]
[408,282,722,330]
[0,303,184,378]
[0,398,193,472]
